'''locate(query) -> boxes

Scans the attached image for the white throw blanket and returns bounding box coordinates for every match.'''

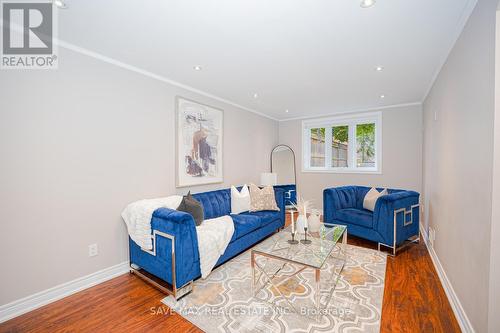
[196,215,234,278]
[121,196,183,250]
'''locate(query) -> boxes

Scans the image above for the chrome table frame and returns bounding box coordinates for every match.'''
[250,225,347,321]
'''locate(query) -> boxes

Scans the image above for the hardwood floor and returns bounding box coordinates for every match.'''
[348,236,461,332]
[0,273,202,333]
[0,233,460,333]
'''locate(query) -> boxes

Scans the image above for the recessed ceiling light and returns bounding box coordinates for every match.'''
[253,93,258,99]
[193,65,202,71]
[53,0,67,8]
[285,109,289,113]
[380,94,385,99]
[360,0,376,8]
[376,66,384,72]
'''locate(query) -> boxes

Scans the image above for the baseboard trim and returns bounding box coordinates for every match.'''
[0,261,130,323]
[420,226,475,332]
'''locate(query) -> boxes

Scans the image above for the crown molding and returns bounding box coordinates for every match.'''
[55,40,279,122]
[52,42,424,123]
[278,102,422,122]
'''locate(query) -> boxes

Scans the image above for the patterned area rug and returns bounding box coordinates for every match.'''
[162,244,386,333]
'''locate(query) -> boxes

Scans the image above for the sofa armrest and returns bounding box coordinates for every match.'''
[373,191,420,246]
[148,208,200,287]
[376,190,419,204]
[274,188,286,225]
[323,189,335,223]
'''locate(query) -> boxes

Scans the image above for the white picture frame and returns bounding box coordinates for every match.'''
[176,97,223,187]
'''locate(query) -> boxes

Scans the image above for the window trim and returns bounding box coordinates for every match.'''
[301,111,382,174]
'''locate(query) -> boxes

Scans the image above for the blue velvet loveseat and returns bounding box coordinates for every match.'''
[129,187,285,299]
[323,186,420,255]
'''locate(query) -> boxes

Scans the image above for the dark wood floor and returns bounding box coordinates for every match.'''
[350,236,460,332]
[0,233,460,333]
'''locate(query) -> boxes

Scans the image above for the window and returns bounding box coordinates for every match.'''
[302,112,381,173]
[356,123,376,168]
[310,128,325,167]
[332,125,348,167]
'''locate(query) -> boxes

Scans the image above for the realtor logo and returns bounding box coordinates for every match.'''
[1,0,58,69]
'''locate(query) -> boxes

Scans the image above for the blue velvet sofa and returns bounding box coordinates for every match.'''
[323,186,420,255]
[129,187,285,298]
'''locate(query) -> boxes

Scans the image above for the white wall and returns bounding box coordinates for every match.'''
[422,0,498,331]
[488,8,500,333]
[278,104,423,210]
[0,47,278,306]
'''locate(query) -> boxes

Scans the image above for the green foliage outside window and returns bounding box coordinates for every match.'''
[356,123,375,164]
[333,126,348,142]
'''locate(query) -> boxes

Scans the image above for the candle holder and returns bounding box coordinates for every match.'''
[301,227,312,245]
[288,231,299,244]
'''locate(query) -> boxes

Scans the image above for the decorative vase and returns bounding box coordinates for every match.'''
[291,196,312,235]
[296,214,307,234]
[308,209,321,233]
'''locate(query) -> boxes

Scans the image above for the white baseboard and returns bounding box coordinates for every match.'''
[0,261,130,323]
[420,226,475,332]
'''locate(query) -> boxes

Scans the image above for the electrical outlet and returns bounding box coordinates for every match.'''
[88,243,98,257]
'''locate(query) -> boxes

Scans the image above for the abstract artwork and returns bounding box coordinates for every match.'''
[176,97,223,187]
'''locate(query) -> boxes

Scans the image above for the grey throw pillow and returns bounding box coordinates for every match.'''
[177,191,204,226]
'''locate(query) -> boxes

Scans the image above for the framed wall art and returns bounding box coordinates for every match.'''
[176,97,223,187]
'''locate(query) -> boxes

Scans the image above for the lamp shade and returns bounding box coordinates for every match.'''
[260,173,277,186]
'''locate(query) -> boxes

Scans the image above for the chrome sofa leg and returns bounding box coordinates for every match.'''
[133,229,184,299]
[377,242,396,257]
[175,280,194,300]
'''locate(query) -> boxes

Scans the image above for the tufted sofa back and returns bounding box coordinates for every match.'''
[192,189,232,220]
[332,186,358,209]
[327,185,405,210]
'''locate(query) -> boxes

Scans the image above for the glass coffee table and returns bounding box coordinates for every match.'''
[251,223,347,320]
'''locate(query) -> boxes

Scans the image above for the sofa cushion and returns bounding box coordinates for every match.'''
[231,214,261,240]
[240,211,280,227]
[249,184,280,212]
[335,208,373,229]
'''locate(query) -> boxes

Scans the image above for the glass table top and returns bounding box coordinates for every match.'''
[252,223,347,269]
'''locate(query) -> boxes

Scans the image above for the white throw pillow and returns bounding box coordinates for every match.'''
[231,184,251,214]
[363,187,388,212]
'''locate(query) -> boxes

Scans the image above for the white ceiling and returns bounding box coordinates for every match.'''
[57,0,477,120]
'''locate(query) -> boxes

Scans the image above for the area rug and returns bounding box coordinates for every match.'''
[162,244,386,333]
